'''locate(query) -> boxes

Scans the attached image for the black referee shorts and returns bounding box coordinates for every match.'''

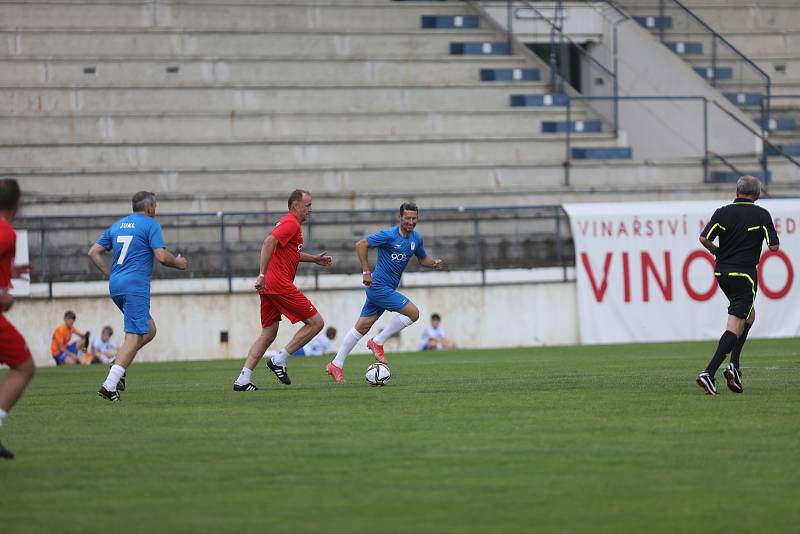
[715,270,758,319]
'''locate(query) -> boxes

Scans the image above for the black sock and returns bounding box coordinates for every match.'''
[705,330,738,376]
[730,322,752,371]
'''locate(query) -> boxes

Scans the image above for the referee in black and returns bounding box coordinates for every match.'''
[695,175,779,395]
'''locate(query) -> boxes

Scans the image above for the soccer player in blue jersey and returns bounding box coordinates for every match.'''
[326,202,443,381]
[88,192,188,401]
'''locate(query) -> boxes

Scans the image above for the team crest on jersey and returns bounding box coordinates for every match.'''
[410,242,416,251]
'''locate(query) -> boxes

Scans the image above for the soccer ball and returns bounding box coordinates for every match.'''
[365,363,391,386]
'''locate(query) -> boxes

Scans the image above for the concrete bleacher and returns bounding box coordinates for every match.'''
[1,0,652,220]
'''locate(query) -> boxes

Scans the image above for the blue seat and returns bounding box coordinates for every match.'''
[723,92,765,106]
[571,147,632,159]
[693,67,733,80]
[665,42,703,55]
[633,16,672,29]
[510,94,568,107]
[710,171,771,183]
[758,118,797,131]
[541,120,602,133]
[480,68,539,81]
[450,42,510,55]
[421,15,479,29]
[766,143,800,156]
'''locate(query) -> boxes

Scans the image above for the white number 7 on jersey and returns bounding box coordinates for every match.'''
[116,235,133,265]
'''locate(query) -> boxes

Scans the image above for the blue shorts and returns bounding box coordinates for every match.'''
[111,293,152,335]
[53,342,78,365]
[360,285,410,318]
[292,347,306,356]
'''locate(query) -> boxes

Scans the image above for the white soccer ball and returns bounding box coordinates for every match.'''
[365,363,391,386]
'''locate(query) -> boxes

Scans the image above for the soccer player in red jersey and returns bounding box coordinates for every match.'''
[233,190,332,390]
[0,179,34,459]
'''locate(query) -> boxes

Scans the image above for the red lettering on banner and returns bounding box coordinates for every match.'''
[667,219,679,236]
[601,221,613,237]
[617,222,629,237]
[682,250,717,301]
[581,252,613,302]
[578,221,589,236]
[759,250,794,299]
[622,252,631,302]
[641,252,673,302]
[787,218,796,234]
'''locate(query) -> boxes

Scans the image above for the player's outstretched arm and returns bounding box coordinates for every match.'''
[154,248,188,270]
[356,239,372,286]
[300,250,332,267]
[419,256,444,270]
[87,243,111,277]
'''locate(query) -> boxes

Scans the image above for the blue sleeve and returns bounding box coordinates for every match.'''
[415,235,427,258]
[97,228,113,250]
[149,221,166,250]
[366,229,392,248]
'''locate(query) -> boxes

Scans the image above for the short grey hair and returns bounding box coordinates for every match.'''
[132,191,156,212]
[736,175,761,198]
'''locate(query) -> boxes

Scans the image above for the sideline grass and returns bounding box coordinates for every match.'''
[1,339,799,533]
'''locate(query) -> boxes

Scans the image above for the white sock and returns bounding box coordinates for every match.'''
[102,364,126,392]
[264,350,278,358]
[0,408,7,428]
[235,367,252,386]
[332,328,364,368]
[271,348,290,367]
[374,314,414,344]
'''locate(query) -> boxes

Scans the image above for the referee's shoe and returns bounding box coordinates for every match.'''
[723,363,743,393]
[696,371,718,395]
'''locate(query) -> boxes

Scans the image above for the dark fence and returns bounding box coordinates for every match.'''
[16,205,574,287]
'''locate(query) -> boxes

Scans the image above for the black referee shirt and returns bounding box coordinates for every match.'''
[701,198,779,271]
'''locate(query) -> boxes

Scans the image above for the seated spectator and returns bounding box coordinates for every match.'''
[268,326,337,358]
[419,313,455,351]
[87,325,117,365]
[50,310,88,366]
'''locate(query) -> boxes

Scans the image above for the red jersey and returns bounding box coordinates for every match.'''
[0,217,16,290]
[263,212,303,294]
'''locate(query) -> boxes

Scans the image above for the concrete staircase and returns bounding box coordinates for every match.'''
[619,0,800,179]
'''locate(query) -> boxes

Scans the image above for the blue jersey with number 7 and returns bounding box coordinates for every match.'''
[96,213,165,296]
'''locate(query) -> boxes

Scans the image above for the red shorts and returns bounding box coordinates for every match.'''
[260,288,317,327]
[0,313,33,366]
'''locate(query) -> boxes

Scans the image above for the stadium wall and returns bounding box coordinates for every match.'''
[8,279,579,367]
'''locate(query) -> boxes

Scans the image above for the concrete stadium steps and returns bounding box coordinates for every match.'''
[0,84,552,114]
[0,30,498,60]
[0,58,532,86]
[681,55,800,85]
[16,161,800,217]
[655,31,800,60]
[0,2,474,31]
[621,4,800,32]
[1,135,620,170]
[712,80,800,96]
[0,109,590,143]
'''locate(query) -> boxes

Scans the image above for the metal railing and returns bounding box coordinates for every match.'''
[471,1,796,186]
[15,206,574,293]
[560,94,799,186]
[614,0,772,175]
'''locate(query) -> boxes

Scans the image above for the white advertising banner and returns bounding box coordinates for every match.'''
[563,200,800,344]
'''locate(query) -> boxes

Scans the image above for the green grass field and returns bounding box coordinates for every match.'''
[1,340,799,533]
